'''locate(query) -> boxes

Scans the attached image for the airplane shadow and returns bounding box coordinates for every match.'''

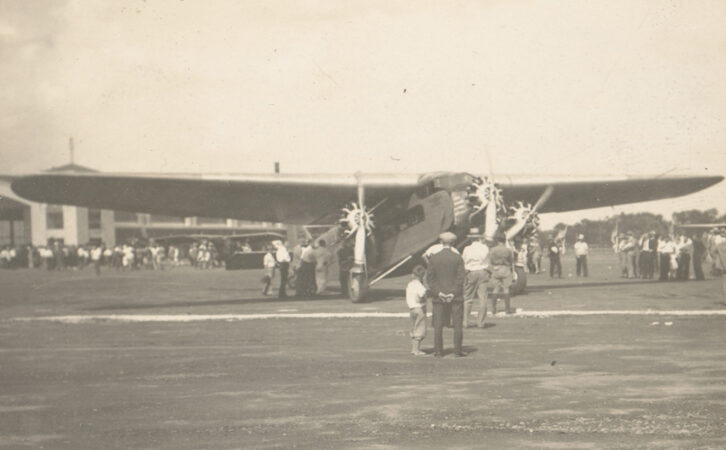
[87,288,403,311]
[422,346,478,357]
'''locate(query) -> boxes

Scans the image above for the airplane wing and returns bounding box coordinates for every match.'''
[497,174,723,213]
[10,172,722,223]
[10,173,420,224]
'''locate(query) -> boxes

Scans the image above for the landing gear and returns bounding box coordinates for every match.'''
[348,271,368,303]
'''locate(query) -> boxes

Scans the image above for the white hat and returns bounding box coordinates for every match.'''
[467,228,482,237]
[439,232,457,244]
[577,234,585,240]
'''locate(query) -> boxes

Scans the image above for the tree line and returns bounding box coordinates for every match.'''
[539,209,726,247]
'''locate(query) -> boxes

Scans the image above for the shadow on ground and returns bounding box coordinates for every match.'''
[87,288,403,311]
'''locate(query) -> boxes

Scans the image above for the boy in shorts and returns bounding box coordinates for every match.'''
[406,265,428,356]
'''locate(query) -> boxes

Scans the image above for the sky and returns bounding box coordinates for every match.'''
[1,0,724,227]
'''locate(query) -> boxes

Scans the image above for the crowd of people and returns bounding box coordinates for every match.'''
[0,240,178,274]
[611,230,721,282]
[405,226,726,357]
[407,229,517,358]
[260,238,343,299]
[0,239,235,274]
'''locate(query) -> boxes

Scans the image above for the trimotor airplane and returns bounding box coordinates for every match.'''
[10,171,723,301]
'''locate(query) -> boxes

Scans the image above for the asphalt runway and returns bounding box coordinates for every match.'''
[2,251,726,449]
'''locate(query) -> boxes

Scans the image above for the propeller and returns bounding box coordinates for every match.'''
[483,146,505,241]
[339,173,374,276]
[505,185,553,240]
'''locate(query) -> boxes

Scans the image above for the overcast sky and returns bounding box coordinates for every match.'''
[1,0,724,227]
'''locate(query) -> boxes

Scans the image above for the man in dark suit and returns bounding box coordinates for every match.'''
[426,232,466,357]
[692,234,706,281]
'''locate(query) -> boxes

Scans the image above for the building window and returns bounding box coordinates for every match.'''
[88,209,102,229]
[114,211,138,222]
[150,214,185,224]
[46,205,64,229]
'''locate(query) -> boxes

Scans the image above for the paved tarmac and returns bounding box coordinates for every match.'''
[1,251,725,448]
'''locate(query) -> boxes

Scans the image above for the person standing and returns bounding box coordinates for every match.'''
[406,265,429,356]
[624,232,638,278]
[574,234,589,277]
[714,230,726,301]
[337,239,354,295]
[262,245,277,296]
[461,228,491,328]
[488,233,515,315]
[296,240,317,297]
[426,232,466,358]
[639,231,656,279]
[676,233,693,281]
[659,236,677,280]
[53,241,64,271]
[548,239,562,278]
[692,234,706,281]
[314,240,331,295]
[90,244,103,276]
[532,238,543,273]
[275,240,291,298]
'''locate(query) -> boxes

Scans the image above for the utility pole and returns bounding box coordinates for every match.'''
[69,137,75,164]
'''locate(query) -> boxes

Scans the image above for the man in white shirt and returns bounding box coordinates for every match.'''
[461,228,491,328]
[405,265,428,356]
[262,245,277,296]
[274,240,291,298]
[658,236,676,281]
[574,234,589,277]
[296,240,317,297]
[90,245,103,276]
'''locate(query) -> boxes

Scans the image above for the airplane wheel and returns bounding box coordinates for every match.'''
[510,267,527,295]
[349,272,367,303]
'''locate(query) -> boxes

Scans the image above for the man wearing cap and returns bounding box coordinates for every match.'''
[488,233,515,314]
[574,234,589,277]
[426,231,466,357]
[462,228,491,328]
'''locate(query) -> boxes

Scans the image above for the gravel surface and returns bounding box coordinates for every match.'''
[1,251,725,448]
